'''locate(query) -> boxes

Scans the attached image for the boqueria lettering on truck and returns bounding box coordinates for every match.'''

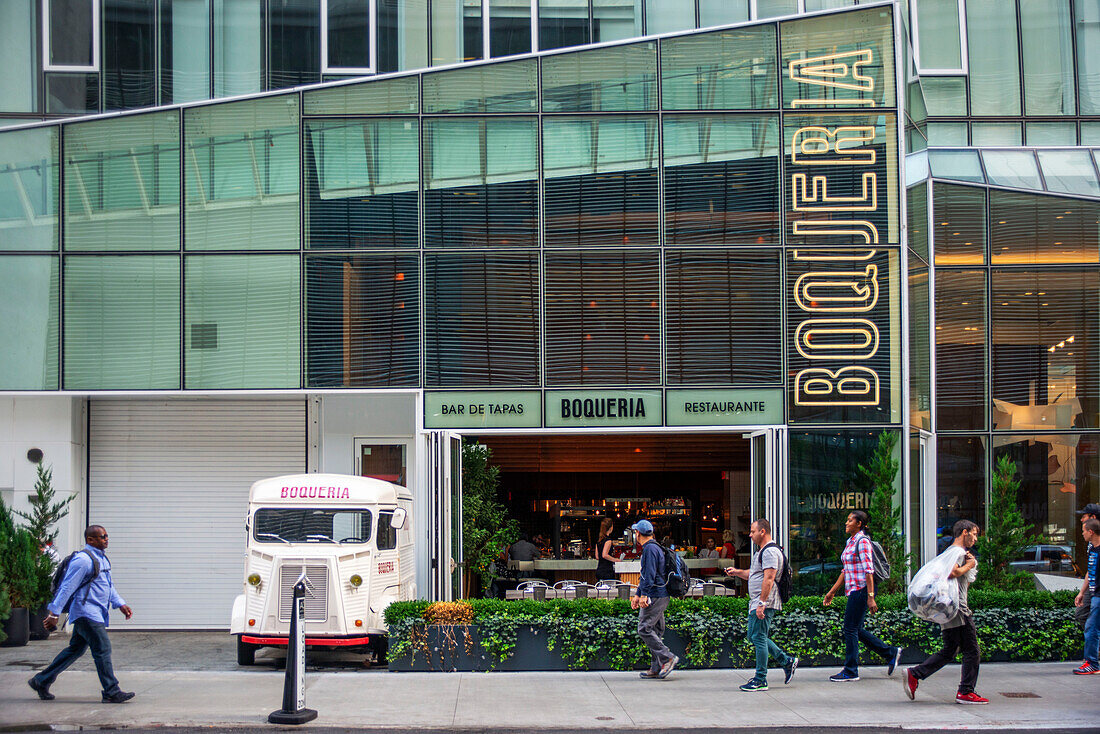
[280,486,351,499]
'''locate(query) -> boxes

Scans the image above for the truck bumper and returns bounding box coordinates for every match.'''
[240,634,374,647]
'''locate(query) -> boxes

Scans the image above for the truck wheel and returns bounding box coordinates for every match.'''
[237,637,257,666]
[372,638,389,665]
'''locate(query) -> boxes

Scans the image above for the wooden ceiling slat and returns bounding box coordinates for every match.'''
[470,433,748,473]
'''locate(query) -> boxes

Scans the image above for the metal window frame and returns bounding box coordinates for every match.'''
[321,0,378,75]
[909,0,968,75]
[42,0,101,73]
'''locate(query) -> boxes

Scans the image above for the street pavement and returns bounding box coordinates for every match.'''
[0,632,1096,731]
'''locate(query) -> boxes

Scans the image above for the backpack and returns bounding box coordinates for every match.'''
[760,542,792,603]
[52,550,100,614]
[657,544,691,598]
[867,537,891,583]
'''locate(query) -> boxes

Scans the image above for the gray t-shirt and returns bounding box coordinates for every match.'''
[941,561,972,629]
[748,545,784,611]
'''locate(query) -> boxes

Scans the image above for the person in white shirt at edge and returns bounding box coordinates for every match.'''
[725,518,797,691]
[28,525,135,704]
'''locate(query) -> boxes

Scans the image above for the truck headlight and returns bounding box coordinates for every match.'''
[349,574,363,587]
[247,573,262,587]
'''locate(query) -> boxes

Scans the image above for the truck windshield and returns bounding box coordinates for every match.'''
[253,508,373,544]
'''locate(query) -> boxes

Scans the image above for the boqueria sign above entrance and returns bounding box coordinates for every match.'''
[425,389,784,429]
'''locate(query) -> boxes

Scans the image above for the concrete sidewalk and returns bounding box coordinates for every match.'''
[1,661,1095,731]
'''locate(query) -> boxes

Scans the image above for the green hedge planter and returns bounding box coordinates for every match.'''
[384,591,1081,672]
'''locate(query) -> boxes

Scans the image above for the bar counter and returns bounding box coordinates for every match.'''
[508,558,737,586]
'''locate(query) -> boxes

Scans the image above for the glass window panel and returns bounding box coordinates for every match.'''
[665,249,781,385]
[990,190,1100,265]
[0,127,59,252]
[424,252,540,386]
[184,254,300,388]
[592,0,642,44]
[993,435,1100,576]
[928,149,983,182]
[64,255,180,389]
[539,0,590,51]
[327,0,372,69]
[0,256,58,389]
[0,0,36,112]
[662,114,780,244]
[184,95,300,251]
[991,270,1099,430]
[660,26,778,110]
[64,111,180,251]
[756,0,796,19]
[1076,0,1100,114]
[932,183,985,266]
[781,7,895,109]
[544,249,659,386]
[970,122,1021,147]
[966,0,1021,115]
[1084,124,1100,145]
[1037,149,1100,196]
[788,430,892,594]
[103,0,156,110]
[423,59,537,113]
[1026,122,1077,147]
[305,118,418,249]
[542,42,656,112]
[926,122,968,147]
[918,77,967,116]
[804,0,856,10]
[424,117,538,247]
[432,0,482,65]
[1020,0,1075,115]
[46,73,99,114]
[48,0,95,67]
[268,0,320,89]
[543,115,658,247]
[645,0,693,35]
[306,253,419,386]
[304,77,419,115]
[698,0,749,26]
[161,0,212,105]
[935,270,987,431]
[907,182,928,262]
[982,150,1042,190]
[213,0,262,97]
[489,0,531,57]
[376,0,428,73]
[935,436,985,554]
[909,253,931,429]
[914,0,962,69]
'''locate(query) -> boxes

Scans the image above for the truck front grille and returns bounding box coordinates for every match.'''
[278,564,329,623]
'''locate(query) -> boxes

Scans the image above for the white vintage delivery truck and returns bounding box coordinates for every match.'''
[230,473,415,665]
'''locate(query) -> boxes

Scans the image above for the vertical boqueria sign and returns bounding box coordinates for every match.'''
[781,8,901,424]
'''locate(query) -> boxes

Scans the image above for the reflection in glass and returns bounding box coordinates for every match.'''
[432,0,482,65]
[327,0,372,70]
[423,59,537,113]
[376,0,428,73]
[539,0,590,50]
[660,27,778,110]
[424,117,538,248]
[914,0,962,70]
[48,0,95,68]
[161,0,212,104]
[965,0,1021,115]
[0,256,58,389]
[919,77,967,116]
[909,254,930,430]
[982,151,1041,190]
[698,0,749,26]
[907,182,928,262]
[989,190,1100,265]
[756,0,797,19]
[46,73,99,114]
[541,42,656,112]
[184,254,301,388]
[970,122,1021,147]
[592,0,641,44]
[306,254,419,387]
[645,0,693,35]
[489,0,531,57]
[544,249,659,386]
[932,183,985,266]
[1020,0,1075,116]
[925,122,968,147]
[64,255,180,389]
[927,149,983,183]
[213,0,262,97]
[662,115,779,244]
[103,0,155,110]
[303,76,419,115]
[304,118,418,249]
[992,270,1098,430]
[1037,150,1100,196]
[665,249,782,385]
[1025,122,1077,147]
[935,436,985,554]
[268,0,321,89]
[935,270,986,431]
[0,127,59,251]
[543,116,658,247]
[1077,0,1100,115]
[0,0,35,112]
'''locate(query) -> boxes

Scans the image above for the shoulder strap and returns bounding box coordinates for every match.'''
[75,550,100,599]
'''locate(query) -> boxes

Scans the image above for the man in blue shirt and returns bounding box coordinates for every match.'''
[1073,517,1100,675]
[630,519,678,679]
[27,525,135,703]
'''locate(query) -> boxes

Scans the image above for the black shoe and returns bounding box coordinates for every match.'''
[28,678,54,701]
[639,670,659,679]
[783,656,799,684]
[887,647,902,676]
[102,691,135,704]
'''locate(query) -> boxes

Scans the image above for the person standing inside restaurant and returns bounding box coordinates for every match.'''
[903,520,987,704]
[1075,503,1100,629]
[725,519,797,691]
[698,537,720,577]
[595,517,622,582]
[1072,517,1100,674]
[28,525,135,704]
[631,519,678,679]
[823,510,902,682]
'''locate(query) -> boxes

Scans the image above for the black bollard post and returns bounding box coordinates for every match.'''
[268,575,317,725]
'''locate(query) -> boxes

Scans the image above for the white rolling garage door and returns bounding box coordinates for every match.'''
[89,399,305,628]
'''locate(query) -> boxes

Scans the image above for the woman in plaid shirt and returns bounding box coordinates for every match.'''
[823,510,903,682]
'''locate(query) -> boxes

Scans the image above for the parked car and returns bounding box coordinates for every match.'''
[1010,544,1078,575]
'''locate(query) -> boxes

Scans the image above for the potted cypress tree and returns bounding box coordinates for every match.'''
[16,462,73,639]
[0,568,11,645]
[0,499,37,647]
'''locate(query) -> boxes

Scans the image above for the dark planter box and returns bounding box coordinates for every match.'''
[29,606,52,641]
[1,607,31,647]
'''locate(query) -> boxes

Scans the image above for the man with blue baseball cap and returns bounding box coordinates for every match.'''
[631,519,678,679]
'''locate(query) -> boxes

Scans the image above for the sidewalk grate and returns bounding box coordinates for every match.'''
[1000,691,1040,698]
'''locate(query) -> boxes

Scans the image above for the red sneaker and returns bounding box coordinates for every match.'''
[955,692,989,705]
[903,668,918,700]
[1072,661,1099,675]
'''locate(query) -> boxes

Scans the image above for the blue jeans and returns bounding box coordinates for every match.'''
[841,586,897,676]
[746,607,790,683]
[32,618,121,696]
[1085,594,1100,664]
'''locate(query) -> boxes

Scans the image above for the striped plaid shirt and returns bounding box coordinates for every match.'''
[840,531,874,595]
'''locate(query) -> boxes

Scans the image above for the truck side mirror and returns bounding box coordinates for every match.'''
[390,508,407,529]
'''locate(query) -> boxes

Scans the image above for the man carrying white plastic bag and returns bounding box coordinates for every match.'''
[902,520,987,705]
